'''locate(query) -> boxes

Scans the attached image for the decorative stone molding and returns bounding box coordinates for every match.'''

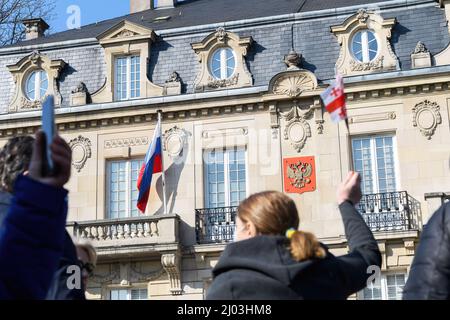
[129,263,165,282]
[161,253,182,295]
[412,100,442,140]
[90,264,120,284]
[411,41,432,69]
[349,111,396,124]
[280,103,314,152]
[269,69,318,98]
[69,135,92,173]
[201,127,248,139]
[191,27,253,92]
[7,50,66,112]
[163,71,182,96]
[163,126,190,159]
[331,9,399,76]
[104,136,149,149]
[92,20,164,103]
[404,240,415,255]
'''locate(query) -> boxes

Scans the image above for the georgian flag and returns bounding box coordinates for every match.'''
[320,74,348,123]
[136,118,163,213]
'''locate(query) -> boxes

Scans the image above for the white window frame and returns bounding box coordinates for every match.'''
[358,272,408,300]
[109,288,148,300]
[106,158,144,219]
[25,70,48,101]
[114,55,140,101]
[203,146,248,208]
[209,47,236,80]
[351,29,379,63]
[351,134,400,194]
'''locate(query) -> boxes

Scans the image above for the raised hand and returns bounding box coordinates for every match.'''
[28,131,72,188]
[336,171,362,205]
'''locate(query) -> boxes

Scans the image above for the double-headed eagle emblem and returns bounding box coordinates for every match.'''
[286,160,313,189]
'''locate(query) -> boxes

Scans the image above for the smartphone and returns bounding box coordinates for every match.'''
[42,95,55,176]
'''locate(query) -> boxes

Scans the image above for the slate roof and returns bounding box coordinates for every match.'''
[1,0,396,49]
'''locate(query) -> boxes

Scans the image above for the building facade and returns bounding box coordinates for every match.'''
[0,0,449,300]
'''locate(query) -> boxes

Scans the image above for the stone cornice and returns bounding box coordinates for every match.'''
[1,65,450,138]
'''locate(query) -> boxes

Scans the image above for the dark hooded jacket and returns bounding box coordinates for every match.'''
[206,201,382,300]
[403,201,450,300]
[0,175,68,299]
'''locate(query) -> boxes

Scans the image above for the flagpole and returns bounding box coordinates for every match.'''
[158,110,168,215]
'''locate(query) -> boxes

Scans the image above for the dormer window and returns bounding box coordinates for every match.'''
[210,48,236,80]
[331,9,399,76]
[351,30,378,63]
[191,27,253,92]
[25,69,48,101]
[115,55,141,101]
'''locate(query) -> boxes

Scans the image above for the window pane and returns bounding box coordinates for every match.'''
[107,159,143,219]
[210,48,236,80]
[131,289,148,300]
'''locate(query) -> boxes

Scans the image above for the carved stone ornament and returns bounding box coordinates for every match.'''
[215,27,227,42]
[283,49,302,70]
[104,136,148,149]
[90,264,120,284]
[70,82,88,106]
[72,81,87,94]
[191,28,253,92]
[269,69,318,98]
[331,9,399,76]
[129,262,165,282]
[207,73,239,89]
[412,100,442,140]
[163,126,190,159]
[69,135,92,172]
[411,41,432,69]
[280,103,314,152]
[413,41,429,54]
[165,71,181,83]
[161,253,182,295]
[164,71,182,95]
[7,50,66,112]
[356,8,370,23]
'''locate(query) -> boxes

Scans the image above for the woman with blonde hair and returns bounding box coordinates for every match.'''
[207,171,381,300]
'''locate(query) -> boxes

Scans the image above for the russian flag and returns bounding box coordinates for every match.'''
[137,118,163,213]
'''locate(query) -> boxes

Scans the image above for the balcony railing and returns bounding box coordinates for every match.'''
[357,191,421,232]
[67,214,180,249]
[194,192,421,244]
[195,206,237,244]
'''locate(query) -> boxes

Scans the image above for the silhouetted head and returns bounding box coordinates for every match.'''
[0,135,34,193]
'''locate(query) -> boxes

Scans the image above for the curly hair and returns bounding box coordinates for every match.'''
[0,136,34,193]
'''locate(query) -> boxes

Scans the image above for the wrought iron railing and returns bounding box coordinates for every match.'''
[357,191,421,232]
[195,206,237,244]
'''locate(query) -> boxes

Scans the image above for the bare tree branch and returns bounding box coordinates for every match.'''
[0,0,55,46]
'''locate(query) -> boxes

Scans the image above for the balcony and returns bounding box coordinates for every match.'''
[357,191,421,232]
[195,207,237,244]
[67,214,180,258]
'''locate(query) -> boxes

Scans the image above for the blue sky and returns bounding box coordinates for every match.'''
[52,0,130,32]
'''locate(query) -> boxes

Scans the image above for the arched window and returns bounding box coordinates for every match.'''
[25,70,48,101]
[210,48,236,79]
[351,30,378,63]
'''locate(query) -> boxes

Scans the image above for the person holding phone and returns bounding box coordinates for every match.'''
[0,129,72,299]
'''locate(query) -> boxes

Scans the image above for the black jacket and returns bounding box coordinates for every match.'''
[403,202,450,300]
[206,201,382,300]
